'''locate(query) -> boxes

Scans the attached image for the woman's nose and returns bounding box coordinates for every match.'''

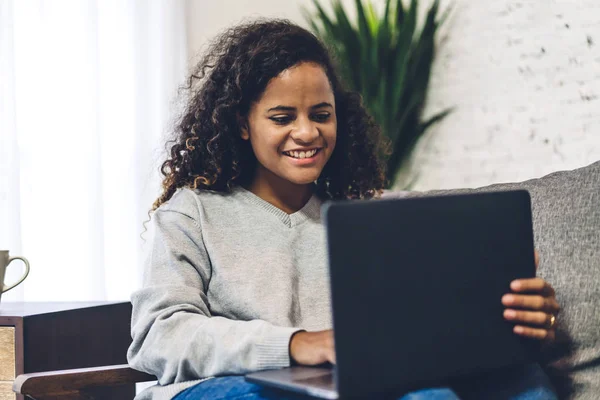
[291,118,319,144]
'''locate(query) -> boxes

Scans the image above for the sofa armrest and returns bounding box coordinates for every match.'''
[13,364,156,400]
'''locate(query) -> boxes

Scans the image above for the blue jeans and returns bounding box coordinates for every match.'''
[173,363,557,399]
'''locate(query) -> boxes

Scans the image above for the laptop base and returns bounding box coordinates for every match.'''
[246,366,337,399]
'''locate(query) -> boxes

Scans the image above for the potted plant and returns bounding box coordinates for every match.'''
[304,0,451,187]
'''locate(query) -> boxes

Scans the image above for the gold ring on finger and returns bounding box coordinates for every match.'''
[548,314,557,329]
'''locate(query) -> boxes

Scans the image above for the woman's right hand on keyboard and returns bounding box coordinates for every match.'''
[289,330,336,366]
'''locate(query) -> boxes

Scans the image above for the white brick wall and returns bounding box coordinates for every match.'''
[408,0,600,190]
[185,0,600,190]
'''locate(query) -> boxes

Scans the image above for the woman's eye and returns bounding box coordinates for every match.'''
[270,116,292,124]
[313,113,330,122]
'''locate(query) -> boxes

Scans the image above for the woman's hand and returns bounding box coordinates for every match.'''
[502,252,560,341]
[289,330,336,366]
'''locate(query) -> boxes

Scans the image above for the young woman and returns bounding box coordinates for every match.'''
[128,20,561,400]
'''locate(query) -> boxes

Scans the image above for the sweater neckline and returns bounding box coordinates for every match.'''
[234,186,321,228]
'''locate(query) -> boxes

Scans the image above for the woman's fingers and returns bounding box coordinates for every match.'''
[504,256,559,343]
[513,325,555,341]
[510,277,555,297]
[504,309,551,326]
[502,293,560,313]
[503,293,559,343]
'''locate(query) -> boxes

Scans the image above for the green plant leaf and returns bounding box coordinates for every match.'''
[354,0,372,43]
[395,0,405,27]
[419,107,453,133]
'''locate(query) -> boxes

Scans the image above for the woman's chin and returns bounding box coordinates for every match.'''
[282,175,321,187]
[288,179,319,187]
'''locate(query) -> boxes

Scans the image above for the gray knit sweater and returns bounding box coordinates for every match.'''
[128,186,332,400]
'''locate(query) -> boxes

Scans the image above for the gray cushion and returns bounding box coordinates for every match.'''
[385,161,600,399]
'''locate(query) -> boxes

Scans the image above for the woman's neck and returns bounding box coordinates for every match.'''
[246,169,314,215]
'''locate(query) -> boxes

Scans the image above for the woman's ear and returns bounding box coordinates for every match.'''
[238,114,250,140]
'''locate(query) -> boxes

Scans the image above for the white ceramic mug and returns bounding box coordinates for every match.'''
[0,250,30,303]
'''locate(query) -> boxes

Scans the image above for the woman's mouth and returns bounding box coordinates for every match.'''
[282,148,321,159]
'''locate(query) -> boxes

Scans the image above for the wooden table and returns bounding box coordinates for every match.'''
[0,302,133,400]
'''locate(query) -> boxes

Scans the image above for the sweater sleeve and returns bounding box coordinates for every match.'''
[127,199,301,385]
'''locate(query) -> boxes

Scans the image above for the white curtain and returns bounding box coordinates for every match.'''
[0,0,188,302]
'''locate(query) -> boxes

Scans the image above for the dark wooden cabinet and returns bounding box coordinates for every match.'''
[0,302,133,400]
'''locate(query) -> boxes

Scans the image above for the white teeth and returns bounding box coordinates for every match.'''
[285,149,318,159]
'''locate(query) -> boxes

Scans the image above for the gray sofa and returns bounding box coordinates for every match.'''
[13,161,599,400]
[386,160,600,399]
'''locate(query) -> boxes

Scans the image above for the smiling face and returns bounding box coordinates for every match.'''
[241,62,337,193]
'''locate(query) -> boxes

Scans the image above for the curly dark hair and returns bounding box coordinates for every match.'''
[153,19,387,211]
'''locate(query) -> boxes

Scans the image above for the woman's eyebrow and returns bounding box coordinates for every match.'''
[267,102,333,112]
[311,102,333,109]
[267,105,295,112]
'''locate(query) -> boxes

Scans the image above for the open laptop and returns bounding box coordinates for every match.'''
[246,190,540,399]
